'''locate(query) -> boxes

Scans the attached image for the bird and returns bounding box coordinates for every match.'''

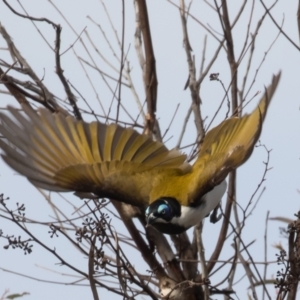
[0,73,280,234]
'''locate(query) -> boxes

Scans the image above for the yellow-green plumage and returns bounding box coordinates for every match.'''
[0,73,280,211]
[149,72,280,206]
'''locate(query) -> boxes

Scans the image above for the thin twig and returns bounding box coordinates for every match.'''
[260,0,300,51]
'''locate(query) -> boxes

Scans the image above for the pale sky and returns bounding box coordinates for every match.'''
[0,1,299,299]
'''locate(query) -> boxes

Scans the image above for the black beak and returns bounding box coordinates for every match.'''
[146,213,156,227]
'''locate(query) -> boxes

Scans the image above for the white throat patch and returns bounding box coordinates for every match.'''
[171,180,227,229]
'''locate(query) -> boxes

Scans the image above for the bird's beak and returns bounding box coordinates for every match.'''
[146,213,156,227]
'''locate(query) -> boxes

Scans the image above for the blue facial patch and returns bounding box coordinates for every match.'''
[158,203,169,215]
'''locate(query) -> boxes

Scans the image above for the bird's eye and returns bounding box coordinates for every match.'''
[158,203,169,216]
[145,206,150,216]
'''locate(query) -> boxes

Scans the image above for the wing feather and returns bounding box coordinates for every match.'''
[103,124,117,161]
[149,73,281,206]
[0,106,188,207]
[54,114,83,161]
[188,72,281,202]
[122,135,150,161]
[112,127,135,160]
[132,142,164,163]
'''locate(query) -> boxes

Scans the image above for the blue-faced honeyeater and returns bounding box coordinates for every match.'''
[0,73,280,234]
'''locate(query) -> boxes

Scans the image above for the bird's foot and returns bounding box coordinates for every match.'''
[210,204,222,223]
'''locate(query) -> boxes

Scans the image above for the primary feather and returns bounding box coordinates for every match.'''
[0,106,188,207]
[149,72,281,206]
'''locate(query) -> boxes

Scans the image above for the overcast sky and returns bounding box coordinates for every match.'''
[0,1,300,299]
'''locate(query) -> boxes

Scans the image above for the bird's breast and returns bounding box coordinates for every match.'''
[170,180,227,231]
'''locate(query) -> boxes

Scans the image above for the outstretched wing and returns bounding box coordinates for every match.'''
[149,73,281,206]
[187,72,281,204]
[0,105,189,207]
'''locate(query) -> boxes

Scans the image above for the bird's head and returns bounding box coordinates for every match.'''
[145,198,184,234]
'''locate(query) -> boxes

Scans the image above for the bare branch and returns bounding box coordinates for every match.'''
[260,0,300,51]
[135,0,158,134]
